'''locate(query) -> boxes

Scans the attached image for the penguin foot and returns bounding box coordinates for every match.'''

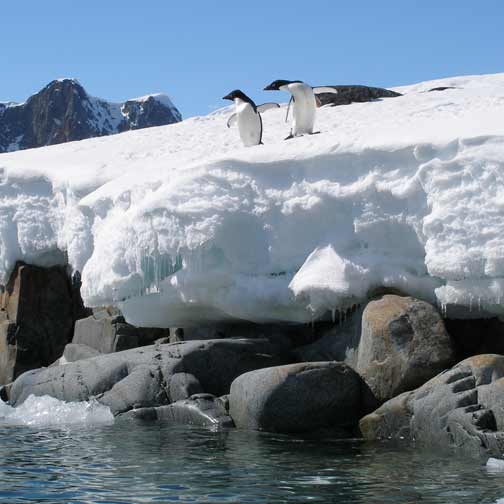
[284,134,295,141]
[309,131,321,135]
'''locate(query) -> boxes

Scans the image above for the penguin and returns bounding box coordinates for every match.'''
[223,90,279,147]
[263,80,338,139]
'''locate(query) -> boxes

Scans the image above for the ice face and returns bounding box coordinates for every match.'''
[1,73,504,326]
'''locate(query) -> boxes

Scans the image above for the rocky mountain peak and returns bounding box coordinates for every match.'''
[0,80,182,153]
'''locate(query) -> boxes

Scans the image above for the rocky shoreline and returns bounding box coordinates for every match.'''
[1,262,504,461]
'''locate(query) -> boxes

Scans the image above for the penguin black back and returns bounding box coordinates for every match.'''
[264,80,302,91]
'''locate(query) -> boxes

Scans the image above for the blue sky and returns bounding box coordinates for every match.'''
[2,1,503,118]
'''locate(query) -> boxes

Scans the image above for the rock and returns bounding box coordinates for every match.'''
[59,343,101,364]
[360,354,504,457]
[356,295,455,402]
[229,361,374,434]
[294,307,363,367]
[0,79,182,153]
[428,86,458,92]
[168,372,203,402]
[122,393,233,428]
[0,262,86,385]
[73,313,169,354]
[445,317,504,360]
[10,338,290,415]
[316,85,401,107]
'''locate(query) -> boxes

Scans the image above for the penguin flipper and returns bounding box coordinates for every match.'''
[226,113,237,128]
[285,97,294,123]
[257,103,280,113]
[313,86,339,95]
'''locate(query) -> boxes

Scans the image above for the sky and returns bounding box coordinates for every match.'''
[1,0,503,118]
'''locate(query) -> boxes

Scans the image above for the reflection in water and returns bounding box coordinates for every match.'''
[0,420,502,503]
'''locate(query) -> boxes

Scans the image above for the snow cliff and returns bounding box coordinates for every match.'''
[0,73,503,326]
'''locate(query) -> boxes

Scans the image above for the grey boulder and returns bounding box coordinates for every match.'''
[229,361,374,434]
[9,338,289,416]
[356,295,455,402]
[73,312,169,354]
[360,354,504,457]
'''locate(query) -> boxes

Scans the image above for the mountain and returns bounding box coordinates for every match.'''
[0,79,182,153]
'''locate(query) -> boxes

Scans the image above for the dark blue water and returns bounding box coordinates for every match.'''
[0,419,502,503]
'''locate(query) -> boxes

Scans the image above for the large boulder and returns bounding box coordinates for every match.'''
[0,262,87,384]
[9,338,290,415]
[122,393,233,428]
[360,354,504,457]
[229,361,375,434]
[356,295,455,402]
[72,312,169,354]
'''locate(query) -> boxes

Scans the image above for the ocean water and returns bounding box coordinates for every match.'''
[0,406,503,504]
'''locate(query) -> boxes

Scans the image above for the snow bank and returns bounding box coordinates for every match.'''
[0,395,114,427]
[0,73,504,326]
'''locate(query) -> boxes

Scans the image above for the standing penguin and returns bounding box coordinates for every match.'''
[264,80,337,139]
[223,90,279,147]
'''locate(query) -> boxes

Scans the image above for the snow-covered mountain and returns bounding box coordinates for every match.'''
[0,79,181,153]
[0,73,503,326]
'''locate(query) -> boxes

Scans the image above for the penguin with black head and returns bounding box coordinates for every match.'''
[264,80,337,139]
[223,90,279,147]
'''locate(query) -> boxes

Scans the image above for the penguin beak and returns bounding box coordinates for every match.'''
[223,93,233,101]
[263,84,274,91]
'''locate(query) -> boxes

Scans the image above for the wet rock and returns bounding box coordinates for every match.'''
[360,354,504,457]
[122,393,233,428]
[356,295,455,402]
[229,361,374,434]
[10,338,289,415]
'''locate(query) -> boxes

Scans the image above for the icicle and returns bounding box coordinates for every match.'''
[331,309,336,324]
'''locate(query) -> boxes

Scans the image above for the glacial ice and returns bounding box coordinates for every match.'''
[0,73,504,326]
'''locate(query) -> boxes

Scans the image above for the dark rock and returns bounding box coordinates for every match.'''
[122,393,234,428]
[445,317,504,360]
[0,79,182,153]
[316,85,401,107]
[360,354,504,457]
[10,338,290,415]
[0,262,86,384]
[73,313,169,354]
[356,295,455,402]
[294,307,363,366]
[229,361,374,434]
[427,87,458,92]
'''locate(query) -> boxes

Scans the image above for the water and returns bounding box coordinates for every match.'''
[0,419,503,503]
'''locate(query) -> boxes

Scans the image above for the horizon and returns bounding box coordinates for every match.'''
[2,1,504,118]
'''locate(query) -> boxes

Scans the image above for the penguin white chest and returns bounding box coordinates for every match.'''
[286,82,316,136]
[235,99,262,147]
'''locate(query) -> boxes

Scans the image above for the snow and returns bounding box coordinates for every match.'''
[0,73,504,326]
